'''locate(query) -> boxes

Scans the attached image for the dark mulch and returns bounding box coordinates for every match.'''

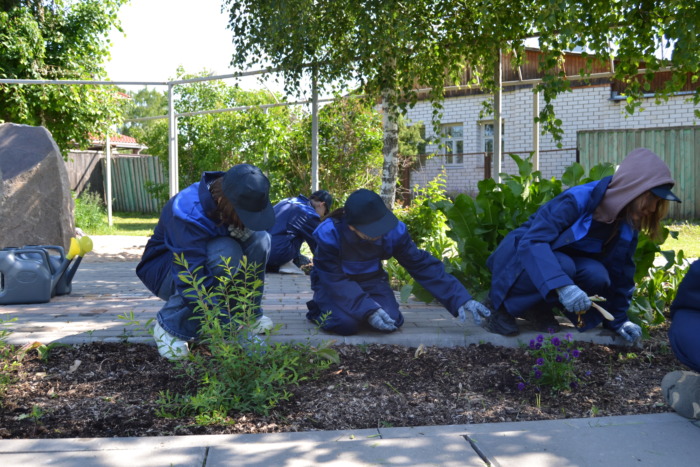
[0,328,683,439]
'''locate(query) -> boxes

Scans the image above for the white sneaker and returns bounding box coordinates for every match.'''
[278,260,305,275]
[251,315,274,334]
[153,321,189,361]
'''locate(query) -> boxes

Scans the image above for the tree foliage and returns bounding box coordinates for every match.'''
[276,95,384,204]
[0,0,129,154]
[224,0,700,200]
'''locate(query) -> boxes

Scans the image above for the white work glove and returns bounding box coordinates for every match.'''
[228,224,254,242]
[556,285,591,313]
[617,321,642,343]
[367,308,397,332]
[458,300,491,325]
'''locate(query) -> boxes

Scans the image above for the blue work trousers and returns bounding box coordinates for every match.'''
[156,232,270,340]
[503,252,610,327]
[307,278,405,336]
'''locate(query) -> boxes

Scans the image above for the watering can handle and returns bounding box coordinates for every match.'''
[23,245,65,275]
[15,248,53,272]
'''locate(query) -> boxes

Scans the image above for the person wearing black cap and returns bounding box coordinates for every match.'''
[305,188,491,335]
[136,164,276,361]
[486,148,681,339]
[266,190,333,275]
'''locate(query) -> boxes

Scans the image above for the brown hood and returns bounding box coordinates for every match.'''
[593,148,676,223]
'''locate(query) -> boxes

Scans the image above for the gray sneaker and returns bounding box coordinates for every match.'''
[661,370,700,419]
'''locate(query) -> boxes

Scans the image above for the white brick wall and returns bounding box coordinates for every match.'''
[406,85,698,194]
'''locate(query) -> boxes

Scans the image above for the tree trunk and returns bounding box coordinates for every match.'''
[380,86,399,209]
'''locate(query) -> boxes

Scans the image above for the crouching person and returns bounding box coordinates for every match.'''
[485,148,680,339]
[662,259,700,419]
[306,188,490,336]
[136,164,275,361]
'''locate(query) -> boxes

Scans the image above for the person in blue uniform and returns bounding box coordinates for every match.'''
[662,259,700,419]
[266,190,333,274]
[136,164,275,361]
[305,188,491,336]
[486,148,680,339]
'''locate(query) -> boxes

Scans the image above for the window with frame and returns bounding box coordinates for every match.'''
[481,121,504,153]
[441,124,463,165]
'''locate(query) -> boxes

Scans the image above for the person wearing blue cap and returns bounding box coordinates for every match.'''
[486,148,681,339]
[266,190,333,275]
[306,188,491,335]
[136,164,276,361]
[662,259,700,419]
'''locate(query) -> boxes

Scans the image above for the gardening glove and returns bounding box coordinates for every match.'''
[367,308,397,332]
[617,321,642,343]
[556,285,591,314]
[458,300,492,325]
[228,224,254,242]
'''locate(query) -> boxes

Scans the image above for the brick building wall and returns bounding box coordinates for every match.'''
[406,84,698,195]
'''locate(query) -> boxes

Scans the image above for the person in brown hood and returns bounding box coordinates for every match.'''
[485,148,681,340]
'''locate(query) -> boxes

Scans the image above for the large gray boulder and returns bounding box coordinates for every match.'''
[0,123,74,251]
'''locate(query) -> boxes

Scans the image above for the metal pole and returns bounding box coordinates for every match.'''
[494,49,503,183]
[311,67,319,192]
[105,134,113,227]
[167,83,179,198]
[532,90,540,171]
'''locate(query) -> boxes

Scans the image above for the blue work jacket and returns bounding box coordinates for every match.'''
[310,217,472,322]
[136,172,230,309]
[487,177,637,331]
[267,195,320,266]
[670,259,700,319]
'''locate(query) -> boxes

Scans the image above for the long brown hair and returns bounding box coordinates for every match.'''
[620,191,669,241]
[209,177,244,228]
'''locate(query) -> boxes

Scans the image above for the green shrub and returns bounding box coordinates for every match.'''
[73,189,106,231]
[157,254,337,422]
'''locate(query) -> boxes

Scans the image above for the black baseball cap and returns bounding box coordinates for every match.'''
[311,190,334,211]
[222,164,275,230]
[651,183,681,203]
[345,189,398,238]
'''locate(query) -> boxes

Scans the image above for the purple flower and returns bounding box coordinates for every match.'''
[572,349,580,358]
[534,369,542,379]
[536,334,544,343]
[555,355,562,362]
[517,382,526,391]
[570,381,579,389]
[536,358,544,366]
[535,343,542,349]
[529,339,536,349]
[585,370,592,377]
[565,333,574,341]
[551,337,561,347]
[562,352,570,360]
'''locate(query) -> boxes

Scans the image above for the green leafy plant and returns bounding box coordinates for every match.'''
[73,189,106,232]
[35,343,68,362]
[519,332,583,393]
[0,316,19,406]
[157,254,337,422]
[432,153,563,298]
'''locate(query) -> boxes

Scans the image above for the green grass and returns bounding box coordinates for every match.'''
[84,212,159,236]
[662,220,700,258]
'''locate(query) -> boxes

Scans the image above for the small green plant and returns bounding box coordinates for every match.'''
[518,332,582,393]
[17,404,44,423]
[36,343,68,362]
[117,311,155,340]
[157,253,338,422]
[0,316,19,406]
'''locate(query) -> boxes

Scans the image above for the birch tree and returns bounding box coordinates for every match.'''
[224,0,700,207]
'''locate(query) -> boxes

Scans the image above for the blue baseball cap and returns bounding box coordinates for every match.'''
[345,189,398,238]
[222,164,275,230]
[650,183,681,203]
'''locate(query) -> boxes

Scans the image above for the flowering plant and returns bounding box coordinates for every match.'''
[521,332,582,392]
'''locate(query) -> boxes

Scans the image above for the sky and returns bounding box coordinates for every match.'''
[104,0,285,93]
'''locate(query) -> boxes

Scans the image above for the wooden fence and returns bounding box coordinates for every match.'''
[578,126,699,220]
[64,152,166,213]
